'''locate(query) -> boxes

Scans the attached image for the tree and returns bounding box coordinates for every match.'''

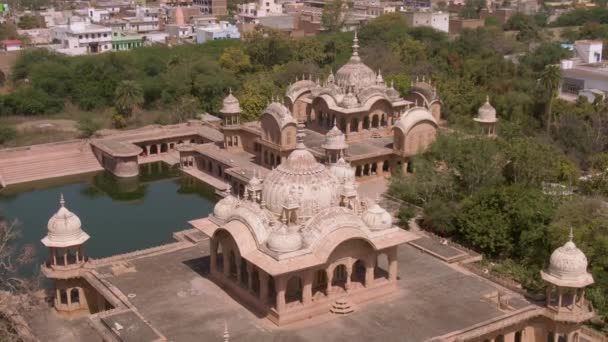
[0,126,16,145]
[173,95,199,123]
[539,64,561,133]
[219,47,252,73]
[321,0,347,32]
[0,217,38,342]
[114,80,143,117]
[17,15,42,30]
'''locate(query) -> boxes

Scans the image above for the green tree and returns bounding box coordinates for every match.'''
[219,47,252,73]
[114,80,144,117]
[321,0,347,32]
[17,14,42,29]
[0,126,16,145]
[173,95,199,123]
[539,64,561,133]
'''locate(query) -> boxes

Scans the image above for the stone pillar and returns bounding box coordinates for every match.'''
[505,332,516,342]
[67,287,72,306]
[388,248,398,282]
[260,272,269,304]
[75,247,80,263]
[303,271,313,305]
[276,276,286,312]
[376,161,383,176]
[345,266,352,290]
[236,256,242,284]
[209,239,217,275]
[326,268,334,296]
[346,121,351,135]
[358,118,363,131]
[63,249,68,266]
[247,263,253,291]
[52,248,57,266]
[365,265,374,287]
[558,287,563,308]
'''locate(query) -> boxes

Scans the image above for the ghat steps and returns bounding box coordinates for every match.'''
[0,141,103,186]
[330,298,354,315]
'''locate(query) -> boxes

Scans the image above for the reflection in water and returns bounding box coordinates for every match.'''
[0,161,215,274]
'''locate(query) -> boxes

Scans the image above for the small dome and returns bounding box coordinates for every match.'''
[266,224,303,253]
[341,88,360,108]
[214,186,238,220]
[475,96,497,123]
[322,121,348,151]
[41,195,90,248]
[387,81,400,100]
[329,157,355,184]
[220,90,241,114]
[376,70,384,84]
[361,199,393,231]
[548,240,589,280]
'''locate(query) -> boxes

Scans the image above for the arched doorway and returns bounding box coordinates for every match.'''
[351,118,359,132]
[332,264,348,290]
[150,145,158,155]
[60,290,68,305]
[160,143,168,153]
[268,277,276,306]
[383,160,390,173]
[312,269,327,298]
[371,115,379,128]
[252,269,260,295]
[371,163,377,175]
[351,260,366,286]
[285,276,303,304]
[375,253,389,280]
[355,165,362,177]
[363,117,370,130]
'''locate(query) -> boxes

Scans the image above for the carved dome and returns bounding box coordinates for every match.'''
[41,195,90,248]
[411,77,438,103]
[214,187,238,221]
[341,88,360,108]
[474,96,497,123]
[263,101,297,129]
[335,32,376,89]
[329,157,355,184]
[220,90,241,114]
[361,199,393,231]
[266,223,303,253]
[541,230,594,287]
[261,128,340,219]
[387,82,400,100]
[321,121,348,151]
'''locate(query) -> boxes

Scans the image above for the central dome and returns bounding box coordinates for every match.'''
[261,128,340,219]
[335,32,376,89]
[42,195,90,248]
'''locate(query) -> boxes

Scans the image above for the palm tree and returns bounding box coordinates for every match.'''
[539,65,561,134]
[114,80,144,117]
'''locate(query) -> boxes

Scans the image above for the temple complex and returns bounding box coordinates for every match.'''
[0,35,603,342]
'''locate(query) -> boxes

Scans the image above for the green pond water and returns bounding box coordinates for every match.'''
[0,162,215,275]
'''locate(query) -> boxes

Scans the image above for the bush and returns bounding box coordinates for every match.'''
[396,206,417,228]
[0,126,16,144]
[111,113,127,129]
[77,117,101,138]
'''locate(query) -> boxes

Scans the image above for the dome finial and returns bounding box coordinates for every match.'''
[352,30,360,58]
[60,193,65,207]
[229,87,232,95]
[296,122,307,149]
[223,321,230,342]
[569,226,574,242]
[486,94,490,103]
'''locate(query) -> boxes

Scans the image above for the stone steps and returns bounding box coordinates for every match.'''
[0,145,103,186]
[329,298,354,315]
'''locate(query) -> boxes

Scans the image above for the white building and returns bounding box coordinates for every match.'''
[195,21,240,43]
[560,40,608,102]
[52,18,112,55]
[237,0,283,23]
[401,11,449,33]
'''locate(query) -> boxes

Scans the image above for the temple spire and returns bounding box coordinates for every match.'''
[296,122,306,149]
[59,193,65,207]
[569,226,574,242]
[351,30,360,61]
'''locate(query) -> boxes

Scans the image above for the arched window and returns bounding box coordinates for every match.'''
[60,289,68,305]
[312,269,327,297]
[70,288,80,305]
[332,265,348,290]
[285,276,303,304]
[351,260,366,286]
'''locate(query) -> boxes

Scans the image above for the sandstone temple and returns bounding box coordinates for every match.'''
[0,36,604,342]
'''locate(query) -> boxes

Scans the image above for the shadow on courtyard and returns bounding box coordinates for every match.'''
[181,256,269,319]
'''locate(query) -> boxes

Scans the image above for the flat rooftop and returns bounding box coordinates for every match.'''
[82,242,533,341]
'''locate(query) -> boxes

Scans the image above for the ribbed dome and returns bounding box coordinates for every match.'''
[336,32,376,89]
[475,96,497,123]
[387,81,400,100]
[41,195,90,248]
[214,190,238,221]
[261,128,340,219]
[361,199,393,231]
[547,240,589,280]
[266,224,303,253]
[341,88,360,108]
[220,90,241,114]
[322,121,348,151]
[329,157,355,184]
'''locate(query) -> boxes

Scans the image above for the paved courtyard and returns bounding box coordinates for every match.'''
[99,242,531,342]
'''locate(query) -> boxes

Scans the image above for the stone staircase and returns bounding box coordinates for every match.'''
[330,297,354,315]
[0,140,103,186]
[371,131,382,139]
